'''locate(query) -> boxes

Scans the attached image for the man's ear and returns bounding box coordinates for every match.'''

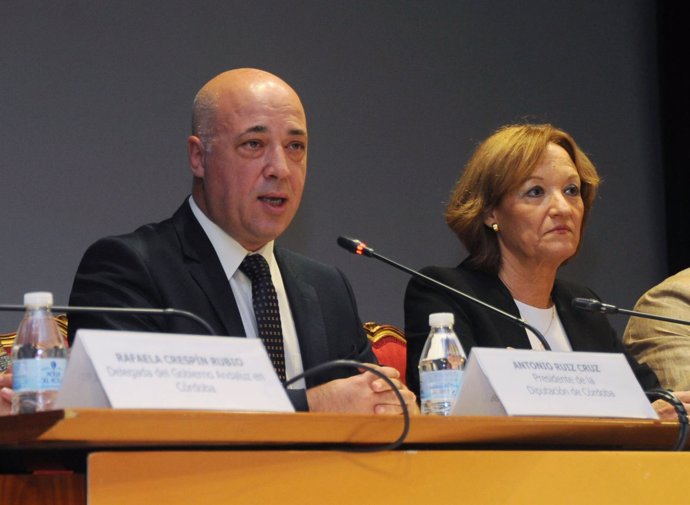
[188,136,206,178]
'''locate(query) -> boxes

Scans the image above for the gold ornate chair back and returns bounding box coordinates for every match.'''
[363,322,407,384]
[0,314,69,352]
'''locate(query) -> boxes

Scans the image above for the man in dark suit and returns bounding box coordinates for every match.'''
[65,68,416,414]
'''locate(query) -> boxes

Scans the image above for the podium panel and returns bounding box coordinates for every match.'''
[87,450,690,505]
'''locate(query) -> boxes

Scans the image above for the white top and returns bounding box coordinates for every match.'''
[188,196,305,388]
[514,299,572,352]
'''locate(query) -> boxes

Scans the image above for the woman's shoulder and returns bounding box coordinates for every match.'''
[415,260,500,291]
[553,277,599,300]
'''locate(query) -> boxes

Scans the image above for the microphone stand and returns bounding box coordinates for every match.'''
[572,297,690,451]
[337,236,551,351]
[0,304,216,336]
[571,297,690,327]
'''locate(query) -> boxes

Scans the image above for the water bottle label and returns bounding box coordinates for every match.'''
[420,369,464,403]
[12,358,67,392]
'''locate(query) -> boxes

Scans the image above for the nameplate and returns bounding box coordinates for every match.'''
[55,329,294,412]
[452,348,657,419]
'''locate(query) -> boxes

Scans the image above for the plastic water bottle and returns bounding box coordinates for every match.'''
[418,312,467,415]
[11,292,67,414]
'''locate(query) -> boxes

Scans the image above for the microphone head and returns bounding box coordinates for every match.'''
[572,297,622,314]
[571,297,601,312]
[336,236,374,257]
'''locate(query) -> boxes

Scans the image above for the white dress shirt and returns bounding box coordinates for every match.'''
[189,196,305,388]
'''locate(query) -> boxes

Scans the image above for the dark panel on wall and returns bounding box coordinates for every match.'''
[658,2,690,275]
[0,0,666,339]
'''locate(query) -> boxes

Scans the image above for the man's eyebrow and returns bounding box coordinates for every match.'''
[239,125,307,137]
[242,125,268,134]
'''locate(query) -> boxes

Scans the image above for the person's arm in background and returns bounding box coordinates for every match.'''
[623,269,690,391]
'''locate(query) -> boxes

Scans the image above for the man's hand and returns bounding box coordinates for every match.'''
[653,389,690,421]
[306,364,419,415]
[0,373,13,416]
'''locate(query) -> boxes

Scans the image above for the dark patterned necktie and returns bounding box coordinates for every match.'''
[239,254,287,382]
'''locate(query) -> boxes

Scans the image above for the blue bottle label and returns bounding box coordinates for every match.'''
[420,369,463,403]
[12,358,66,392]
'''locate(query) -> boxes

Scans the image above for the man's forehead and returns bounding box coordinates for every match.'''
[208,82,308,140]
[219,81,304,113]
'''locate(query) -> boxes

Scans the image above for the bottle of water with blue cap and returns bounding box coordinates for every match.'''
[11,292,67,414]
[418,312,467,415]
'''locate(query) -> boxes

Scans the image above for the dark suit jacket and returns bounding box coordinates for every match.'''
[68,200,375,409]
[404,260,660,397]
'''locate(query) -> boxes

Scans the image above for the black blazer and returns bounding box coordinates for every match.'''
[68,200,374,408]
[404,261,660,397]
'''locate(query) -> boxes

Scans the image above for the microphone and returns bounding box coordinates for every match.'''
[337,236,551,351]
[572,297,690,327]
[573,296,690,450]
[0,304,217,336]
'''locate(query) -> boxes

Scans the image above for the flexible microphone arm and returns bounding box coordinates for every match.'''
[337,236,551,351]
[572,296,690,449]
[0,304,217,336]
[572,297,690,327]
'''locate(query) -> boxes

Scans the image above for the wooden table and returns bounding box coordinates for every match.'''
[1,409,687,504]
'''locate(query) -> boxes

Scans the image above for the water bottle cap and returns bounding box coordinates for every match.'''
[429,312,454,327]
[23,291,54,307]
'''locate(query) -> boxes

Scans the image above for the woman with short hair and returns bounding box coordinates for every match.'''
[404,123,683,416]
